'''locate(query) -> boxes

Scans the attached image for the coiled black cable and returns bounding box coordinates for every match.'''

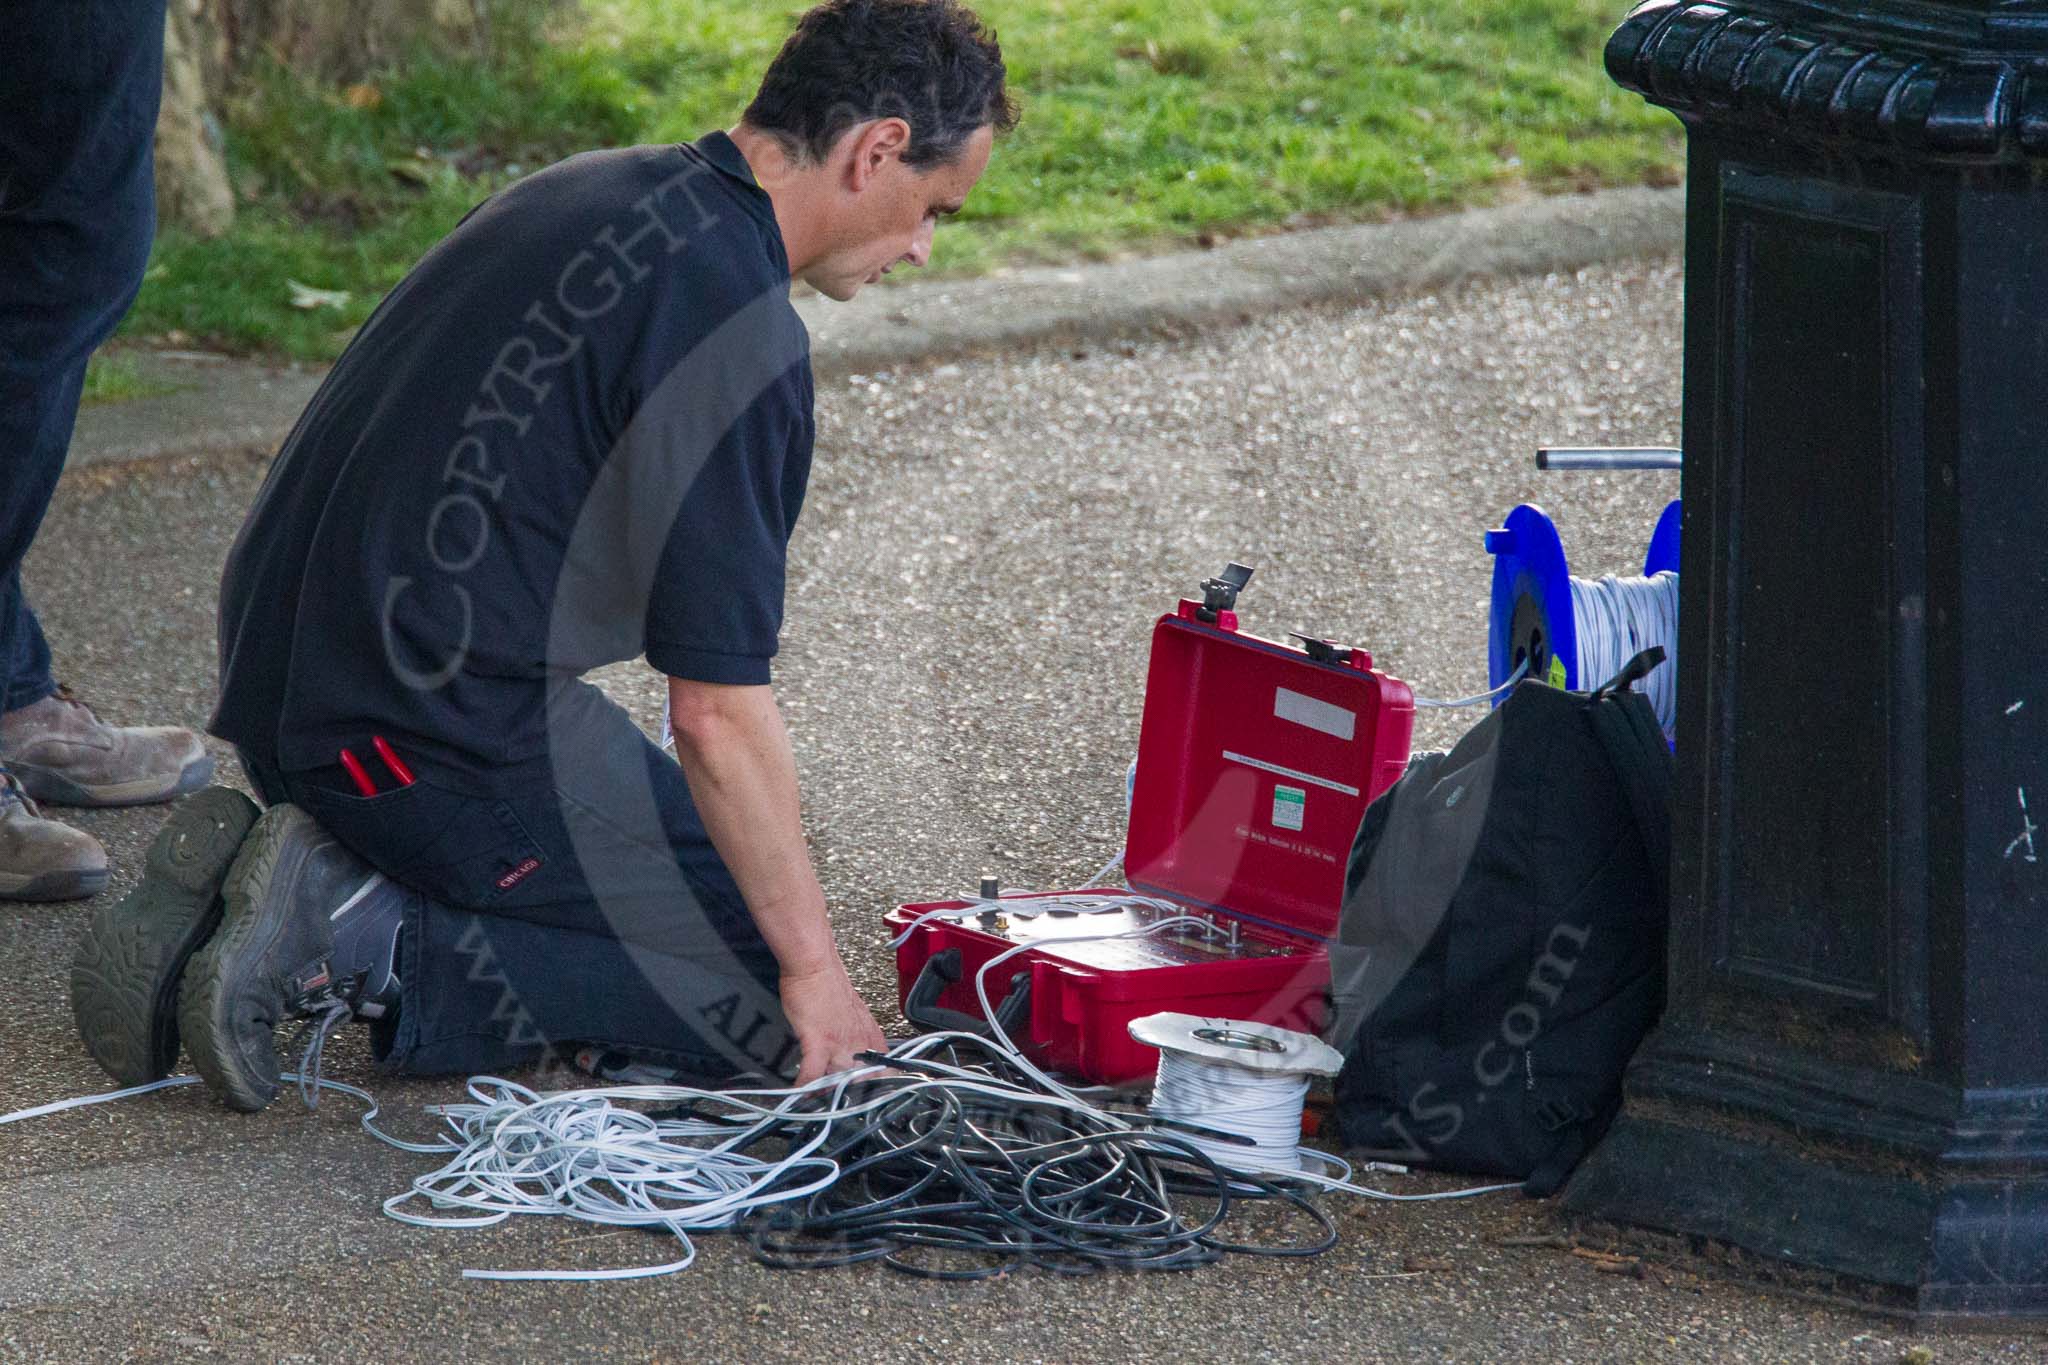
[729,1036,1338,1278]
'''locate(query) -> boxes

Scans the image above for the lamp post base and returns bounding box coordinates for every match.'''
[1565,9,2048,1321]
[1568,1111,2048,1325]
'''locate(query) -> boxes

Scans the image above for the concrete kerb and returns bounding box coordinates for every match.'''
[68,185,1684,471]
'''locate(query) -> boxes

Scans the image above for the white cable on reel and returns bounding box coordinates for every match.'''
[1568,571,1679,737]
[1124,1012,1517,1202]
[1147,1051,1311,1175]
[1420,574,1677,728]
[1133,1014,1337,1178]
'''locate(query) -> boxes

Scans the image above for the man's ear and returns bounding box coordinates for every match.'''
[845,117,913,191]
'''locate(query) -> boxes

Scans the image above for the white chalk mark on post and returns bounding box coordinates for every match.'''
[2005,787,2039,864]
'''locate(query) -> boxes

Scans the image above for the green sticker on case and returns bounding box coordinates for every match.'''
[1548,656,1567,688]
[1272,784,1306,831]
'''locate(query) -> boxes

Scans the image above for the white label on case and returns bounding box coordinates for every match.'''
[1275,687,1355,741]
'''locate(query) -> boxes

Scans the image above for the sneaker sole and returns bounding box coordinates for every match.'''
[179,805,324,1113]
[69,787,259,1084]
[15,751,217,809]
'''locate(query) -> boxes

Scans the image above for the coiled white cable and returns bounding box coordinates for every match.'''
[380,1074,846,1280]
[1147,1049,1312,1177]
[1569,571,1678,737]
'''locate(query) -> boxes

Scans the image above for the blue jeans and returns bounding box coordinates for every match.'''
[0,1,167,711]
[240,684,791,1079]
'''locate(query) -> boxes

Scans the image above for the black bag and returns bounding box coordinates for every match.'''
[1327,650,1672,1196]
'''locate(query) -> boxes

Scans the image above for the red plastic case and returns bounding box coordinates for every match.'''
[886,592,1415,1084]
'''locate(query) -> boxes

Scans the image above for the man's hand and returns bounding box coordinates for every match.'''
[780,959,889,1084]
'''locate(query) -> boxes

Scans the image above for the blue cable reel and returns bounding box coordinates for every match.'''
[1483,500,1681,699]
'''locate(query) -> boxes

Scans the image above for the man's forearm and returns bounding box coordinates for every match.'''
[665,679,839,978]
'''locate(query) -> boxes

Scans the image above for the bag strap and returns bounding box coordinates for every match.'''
[1589,645,1665,703]
[1584,648,1674,908]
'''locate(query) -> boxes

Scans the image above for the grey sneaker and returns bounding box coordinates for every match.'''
[1,687,213,808]
[0,768,108,901]
[178,804,404,1113]
[69,787,259,1083]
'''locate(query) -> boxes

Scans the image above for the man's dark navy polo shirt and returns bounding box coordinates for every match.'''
[213,132,814,792]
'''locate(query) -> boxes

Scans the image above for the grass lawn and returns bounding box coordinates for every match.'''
[123,0,1682,361]
[80,353,180,406]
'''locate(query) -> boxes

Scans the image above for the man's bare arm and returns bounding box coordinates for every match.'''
[664,675,885,1082]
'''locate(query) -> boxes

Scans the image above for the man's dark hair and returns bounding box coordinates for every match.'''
[743,0,1019,170]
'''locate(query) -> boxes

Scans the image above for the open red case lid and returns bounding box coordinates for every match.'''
[1123,590,1415,942]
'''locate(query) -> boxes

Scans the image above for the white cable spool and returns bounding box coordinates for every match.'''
[1485,502,1682,741]
[1568,571,1680,738]
[1129,1013,1345,1177]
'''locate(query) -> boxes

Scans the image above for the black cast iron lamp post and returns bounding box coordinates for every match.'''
[1560,0,2048,1325]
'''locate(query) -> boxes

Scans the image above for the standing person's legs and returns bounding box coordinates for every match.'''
[0,1,166,708]
[0,3,173,904]
[0,2,212,820]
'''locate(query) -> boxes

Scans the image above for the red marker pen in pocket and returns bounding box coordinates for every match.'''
[371,735,416,788]
[338,748,378,797]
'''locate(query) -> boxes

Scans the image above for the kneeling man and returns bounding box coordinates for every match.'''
[73,0,1013,1108]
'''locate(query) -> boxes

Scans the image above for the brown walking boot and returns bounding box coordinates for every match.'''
[0,686,212,808]
[0,768,107,901]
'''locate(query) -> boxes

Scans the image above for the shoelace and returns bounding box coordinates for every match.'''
[0,766,44,820]
[48,683,94,718]
[293,998,356,1110]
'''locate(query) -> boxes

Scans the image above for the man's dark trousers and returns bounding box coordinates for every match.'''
[240,683,794,1079]
[0,2,167,711]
